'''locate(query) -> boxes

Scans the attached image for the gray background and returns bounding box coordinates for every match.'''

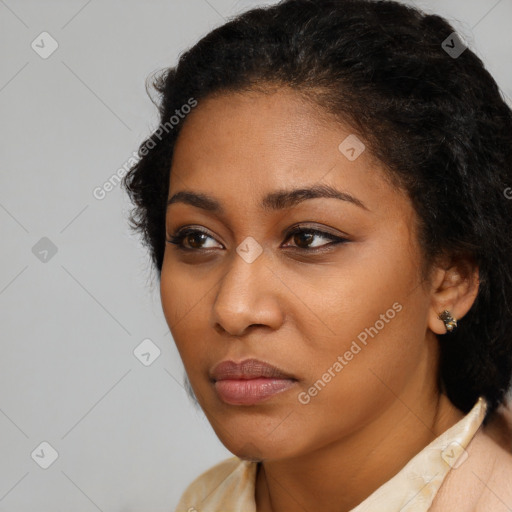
[0,0,511,510]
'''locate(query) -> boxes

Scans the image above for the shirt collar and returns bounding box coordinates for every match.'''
[350,396,487,511]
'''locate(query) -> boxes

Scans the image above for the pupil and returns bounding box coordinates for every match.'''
[296,232,313,248]
[189,233,206,248]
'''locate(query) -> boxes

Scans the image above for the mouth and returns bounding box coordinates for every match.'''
[210,358,298,405]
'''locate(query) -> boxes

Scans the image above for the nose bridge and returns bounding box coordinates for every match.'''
[211,245,282,335]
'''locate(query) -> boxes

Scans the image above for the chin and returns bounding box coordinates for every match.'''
[237,453,265,463]
[231,441,267,462]
[218,432,295,462]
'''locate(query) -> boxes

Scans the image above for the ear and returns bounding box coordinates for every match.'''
[427,257,479,335]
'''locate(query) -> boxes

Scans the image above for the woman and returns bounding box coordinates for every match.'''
[122,0,512,510]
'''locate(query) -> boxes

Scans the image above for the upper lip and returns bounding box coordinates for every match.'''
[210,358,296,381]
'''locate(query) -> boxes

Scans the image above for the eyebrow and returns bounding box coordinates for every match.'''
[166,183,368,214]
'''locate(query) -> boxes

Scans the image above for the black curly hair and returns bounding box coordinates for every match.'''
[122,0,512,419]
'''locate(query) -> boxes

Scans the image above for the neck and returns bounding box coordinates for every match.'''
[255,389,464,512]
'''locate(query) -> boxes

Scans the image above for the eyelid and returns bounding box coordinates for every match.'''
[283,223,348,240]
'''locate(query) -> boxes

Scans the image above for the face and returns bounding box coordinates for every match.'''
[160,88,435,461]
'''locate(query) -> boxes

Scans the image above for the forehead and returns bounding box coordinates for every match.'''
[174,87,347,165]
[169,88,409,220]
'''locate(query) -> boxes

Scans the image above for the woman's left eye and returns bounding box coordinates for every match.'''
[166,226,348,252]
[282,227,347,250]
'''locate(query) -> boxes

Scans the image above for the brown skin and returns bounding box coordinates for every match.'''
[485,400,512,452]
[160,88,480,512]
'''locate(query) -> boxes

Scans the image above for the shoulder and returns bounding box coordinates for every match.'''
[174,456,258,512]
[472,431,512,510]
[430,429,512,511]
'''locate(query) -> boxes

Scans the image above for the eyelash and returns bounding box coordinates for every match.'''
[165,225,349,253]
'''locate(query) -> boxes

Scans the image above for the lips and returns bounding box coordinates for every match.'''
[210,358,297,405]
[211,358,295,381]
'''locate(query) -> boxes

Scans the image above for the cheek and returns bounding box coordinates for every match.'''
[292,298,428,446]
[160,251,209,328]
[300,233,420,346]
[160,264,181,335]
[160,257,217,381]
[296,233,428,404]
[160,259,198,355]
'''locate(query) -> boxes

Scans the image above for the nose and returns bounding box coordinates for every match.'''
[211,249,285,337]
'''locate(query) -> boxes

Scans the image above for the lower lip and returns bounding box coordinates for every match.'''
[214,378,296,405]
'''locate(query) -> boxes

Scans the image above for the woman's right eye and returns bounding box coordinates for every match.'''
[166,228,223,251]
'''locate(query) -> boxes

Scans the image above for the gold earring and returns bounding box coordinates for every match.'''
[438,310,458,333]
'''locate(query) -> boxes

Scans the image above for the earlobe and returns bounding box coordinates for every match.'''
[427,261,479,335]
